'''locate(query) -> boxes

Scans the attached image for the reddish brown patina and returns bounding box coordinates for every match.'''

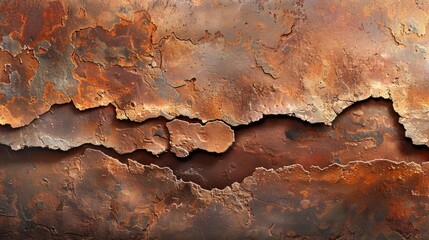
[0,0,429,238]
[0,149,428,239]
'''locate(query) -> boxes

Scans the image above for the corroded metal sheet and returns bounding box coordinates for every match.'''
[0,99,426,176]
[0,149,428,239]
[0,0,428,146]
[0,0,429,238]
[130,99,429,189]
[0,104,169,154]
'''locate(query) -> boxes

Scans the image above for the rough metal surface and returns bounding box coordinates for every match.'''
[0,99,427,189]
[0,0,428,146]
[127,99,429,189]
[0,148,428,239]
[1,0,429,238]
[0,104,169,154]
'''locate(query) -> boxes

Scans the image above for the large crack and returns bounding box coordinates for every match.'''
[0,98,428,189]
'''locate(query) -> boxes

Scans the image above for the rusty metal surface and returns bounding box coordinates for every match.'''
[1,0,429,238]
[166,119,234,157]
[131,99,429,189]
[0,104,169,154]
[0,149,428,239]
[0,99,427,190]
[0,0,428,144]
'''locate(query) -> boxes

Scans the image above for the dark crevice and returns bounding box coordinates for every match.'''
[0,98,428,189]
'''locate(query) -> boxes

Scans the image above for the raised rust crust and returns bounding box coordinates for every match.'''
[166,119,235,157]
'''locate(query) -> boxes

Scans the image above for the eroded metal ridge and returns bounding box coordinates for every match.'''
[0,0,429,238]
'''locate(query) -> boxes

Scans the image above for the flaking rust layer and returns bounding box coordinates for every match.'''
[0,98,428,189]
[1,0,429,147]
[0,104,169,154]
[130,99,429,189]
[1,0,429,238]
[166,119,234,157]
[0,148,428,239]
[0,99,425,169]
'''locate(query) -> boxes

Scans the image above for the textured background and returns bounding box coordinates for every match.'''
[0,0,429,239]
